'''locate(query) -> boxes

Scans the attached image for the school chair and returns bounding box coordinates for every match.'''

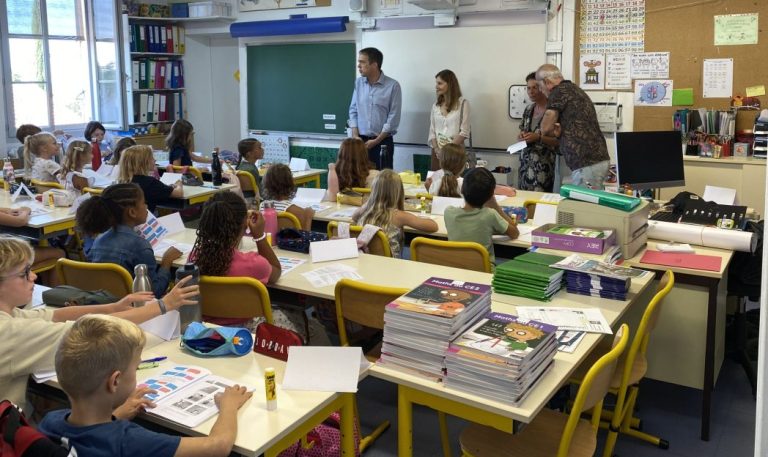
[277,211,302,230]
[82,187,103,196]
[327,221,392,257]
[410,237,491,273]
[30,179,64,193]
[236,170,261,202]
[569,270,675,456]
[523,199,558,220]
[459,323,631,457]
[55,258,133,298]
[168,165,203,181]
[199,276,274,324]
[334,279,411,452]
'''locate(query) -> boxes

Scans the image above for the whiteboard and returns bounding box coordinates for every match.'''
[362,23,546,149]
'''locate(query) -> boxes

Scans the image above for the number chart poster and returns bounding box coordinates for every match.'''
[580,0,646,55]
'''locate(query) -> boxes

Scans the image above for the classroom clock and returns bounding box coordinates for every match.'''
[508,85,529,119]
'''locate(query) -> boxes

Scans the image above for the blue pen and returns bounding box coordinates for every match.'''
[140,356,167,364]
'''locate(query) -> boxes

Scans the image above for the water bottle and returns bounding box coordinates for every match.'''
[3,159,14,191]
[211,147,223,186]
[132,264,153,307]
[175,263,201,332]
[379,144,388,170]
[261,201,278,246]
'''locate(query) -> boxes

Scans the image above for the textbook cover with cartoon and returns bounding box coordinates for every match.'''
[387,277,491,319]
[451,312,557,363]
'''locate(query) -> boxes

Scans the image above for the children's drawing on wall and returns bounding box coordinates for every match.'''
[635,80,673,107]
[579,54,605,90]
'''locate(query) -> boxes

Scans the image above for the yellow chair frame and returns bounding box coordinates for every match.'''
[55,258,133,297]
[460,324,631,457]
[277,211,302,230]
[82,187,103,196]
[199,276,273,323]
[410,237,492,273]
[327,221,392,257]
[169,165,203,181]
[31,179,64,193]
[335,279,409,453]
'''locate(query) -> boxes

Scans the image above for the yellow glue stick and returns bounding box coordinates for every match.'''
[264,367,277,411]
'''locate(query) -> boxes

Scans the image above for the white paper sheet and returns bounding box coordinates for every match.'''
[292,187,328,209]
[278,256,306,275]
[515,307,612,334]
[310,238,359,263]
[326,208,357,219]
[81,168,114,188]
[507,140,527,154]
[282,346,363,392]
[301,264,362,288]
[160,172,183,186]
[703,58,733,98]
[430,196,464,216]
[702,185,737,205]
[533,203,558,227]
[289,157,310,171]
[139,310,181,341]
[153,240,193,257]
[157,212,186,236]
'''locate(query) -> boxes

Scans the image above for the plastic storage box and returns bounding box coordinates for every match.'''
[171,3,189,17]
[188,1,232,17]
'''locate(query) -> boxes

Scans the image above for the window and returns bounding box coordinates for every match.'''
[0,0,122,137]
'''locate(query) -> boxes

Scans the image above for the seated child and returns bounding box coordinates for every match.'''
[15,124,42,159]
[444,167,519,265]
[426,143,465,197]
[77,183,182,297]
[23,132,61,182]
[325,137,379,202]
[0,235,198,410]
[166,119,212,166]
[118,145,183,213]
[352,169,438,258]
[259,163,314,230]
[236,138,264,204]
[107,137,137,180]
[59,140,93,195]
[39,314,252,457]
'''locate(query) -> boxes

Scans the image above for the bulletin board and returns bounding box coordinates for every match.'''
[627,0,766,131]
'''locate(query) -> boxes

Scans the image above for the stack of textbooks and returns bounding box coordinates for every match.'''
[380,277,492,381]
[445,312,558,405]
[550,254,651,300]
[492,252,565,301]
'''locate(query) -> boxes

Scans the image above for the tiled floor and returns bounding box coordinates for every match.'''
[355,357,756,457]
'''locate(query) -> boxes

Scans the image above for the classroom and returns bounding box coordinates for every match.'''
[0,0,766,456]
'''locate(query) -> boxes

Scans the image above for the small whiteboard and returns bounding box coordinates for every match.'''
[253,134,290,164]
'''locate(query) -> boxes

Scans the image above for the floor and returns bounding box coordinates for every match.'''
[355,353,757,457]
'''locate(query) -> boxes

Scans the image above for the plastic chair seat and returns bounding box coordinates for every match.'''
[460,410,597,457]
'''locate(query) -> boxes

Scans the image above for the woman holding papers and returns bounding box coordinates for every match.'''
[77,183,181,297]
[428,70,471,171]
[518,72,558,192]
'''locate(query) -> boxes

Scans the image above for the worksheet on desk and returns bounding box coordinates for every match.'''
[515,307,612,334]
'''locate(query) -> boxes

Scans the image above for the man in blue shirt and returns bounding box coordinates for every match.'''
[348,47,402,170]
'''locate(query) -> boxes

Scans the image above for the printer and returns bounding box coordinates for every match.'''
[556,199,649,259]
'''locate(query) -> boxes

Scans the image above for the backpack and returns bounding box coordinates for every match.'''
[0,400,70,457]
[277,411,361,457]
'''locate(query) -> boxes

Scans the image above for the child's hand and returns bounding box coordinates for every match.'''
[113,386,158,420]
[115,292,155,310]
[215,385,252,412]
[162,275,199,311]
[247,210,265,238]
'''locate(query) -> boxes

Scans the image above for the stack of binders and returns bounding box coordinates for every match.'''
[492,252,565,301]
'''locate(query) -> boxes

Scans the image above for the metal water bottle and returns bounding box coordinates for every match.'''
[132,264,152,307]
[211,147,223,186]
[175,263,201,332]
[379,144,388,170]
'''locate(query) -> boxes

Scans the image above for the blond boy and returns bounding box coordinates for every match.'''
[39,315,252,457]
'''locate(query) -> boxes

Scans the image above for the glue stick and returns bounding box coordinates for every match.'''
[264,367,277,411]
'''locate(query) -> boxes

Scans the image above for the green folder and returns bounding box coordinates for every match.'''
[560,184,641,211]
[514,252,566,266]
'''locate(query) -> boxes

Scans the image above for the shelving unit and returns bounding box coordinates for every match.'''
[123,14,188,131]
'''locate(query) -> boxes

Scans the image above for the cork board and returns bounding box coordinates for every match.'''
[577,0,766,132]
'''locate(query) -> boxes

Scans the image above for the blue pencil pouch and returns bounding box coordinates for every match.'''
[181,322,254,357]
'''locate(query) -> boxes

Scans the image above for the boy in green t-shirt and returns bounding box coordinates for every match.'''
[444,167,519,264]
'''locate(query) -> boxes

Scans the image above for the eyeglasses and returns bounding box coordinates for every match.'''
[0,264,32,282]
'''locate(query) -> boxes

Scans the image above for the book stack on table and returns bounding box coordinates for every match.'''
[492,252,566,301]
[444,312,558,405]
[550,254,651,300]
[380,277,492,381]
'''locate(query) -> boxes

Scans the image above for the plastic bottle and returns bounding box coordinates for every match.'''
[132,264,153,307]
[175,263,201,332]
[379,144,388,170]
[3,159,14,191]
[261,201,278,246]
[211,147,223,186]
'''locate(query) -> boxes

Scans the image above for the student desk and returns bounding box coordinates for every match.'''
[0,191,75,240]
[138,338,356,457]
[289,169,327,188]
[158,182,238,210]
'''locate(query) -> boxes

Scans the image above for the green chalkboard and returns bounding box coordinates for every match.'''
[247,43,356,135]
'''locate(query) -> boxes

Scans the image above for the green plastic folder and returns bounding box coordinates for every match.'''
[513,252,566,266]
[559,185,641,211]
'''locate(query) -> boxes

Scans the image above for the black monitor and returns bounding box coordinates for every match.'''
[615,131,685,190]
